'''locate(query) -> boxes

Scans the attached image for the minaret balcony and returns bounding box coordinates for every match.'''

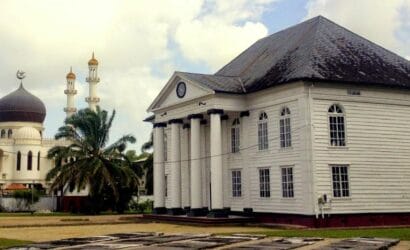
[64,89,77,95]
[86,77,100,83]
[85,97,100,102]
[64,107,77,112]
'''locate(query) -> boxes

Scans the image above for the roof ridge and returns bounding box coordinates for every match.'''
[299,15,323,78]
[316,15,409,63]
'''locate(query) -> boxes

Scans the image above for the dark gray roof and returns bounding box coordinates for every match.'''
[187,16,409,93]
[0,84,46,123]
[143,114,155,122]
[177,72,244,93]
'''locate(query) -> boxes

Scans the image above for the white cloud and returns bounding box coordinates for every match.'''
[0,0,274,150]
[175,21,268,71]
[305,0,410,59]
[174,0,276,71]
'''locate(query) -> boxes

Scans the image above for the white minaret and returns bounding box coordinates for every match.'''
[85,52,100,111]
[64,67,77,118]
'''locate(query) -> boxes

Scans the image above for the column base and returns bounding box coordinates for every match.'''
[207,209,228,218]
[167,208,185,215]
[243,208,253,214]
[152,207,167,214]
[202,207,209,213]
[187,208,207,217]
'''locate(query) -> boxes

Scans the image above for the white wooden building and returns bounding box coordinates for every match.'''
[146,16,410,226]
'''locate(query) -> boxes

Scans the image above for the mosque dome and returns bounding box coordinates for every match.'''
[88,52,98,66]
[14,126,41,140]
[0,84,46,123]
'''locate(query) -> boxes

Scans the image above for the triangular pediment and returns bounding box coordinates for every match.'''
[147,72,215,111]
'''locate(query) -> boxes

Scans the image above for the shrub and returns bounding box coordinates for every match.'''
[129,199,153,214]
[12,189,40,211]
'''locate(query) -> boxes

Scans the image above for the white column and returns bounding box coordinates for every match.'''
[220,115,228,209]
[188,115,203,216]
[181,124,190,209]
[169,119,183,214]
[153,123,166,213]
[200,120,208,209]
[208,109,226,217]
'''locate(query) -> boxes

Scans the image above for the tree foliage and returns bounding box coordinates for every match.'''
[46,107,138,213]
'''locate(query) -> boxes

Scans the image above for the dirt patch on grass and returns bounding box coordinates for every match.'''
[0,222,269,242]
[0,214,140,228]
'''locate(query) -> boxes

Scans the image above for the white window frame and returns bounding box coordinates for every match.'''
[258,112,269,151]
[281,166,294,198]
[259,168,270,198]
[231,169,242,197]
[331,165,350,198]
[328,104,346,147]
[231,118,240,153]
[280,107,292,148]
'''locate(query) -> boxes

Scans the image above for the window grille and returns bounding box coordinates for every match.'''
[328,104,346,146]
[259,168,270,197]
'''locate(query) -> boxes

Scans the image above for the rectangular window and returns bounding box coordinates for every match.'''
[231,127,240,153]
[259,168,270,197]
[280,117,291,148]
[329,116,346,146]
[331,165,349,197]
[281,167,294,198]
[258,122,268,150]
[231,170,242,197]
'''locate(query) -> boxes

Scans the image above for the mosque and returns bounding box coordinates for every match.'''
[0,53,101,194]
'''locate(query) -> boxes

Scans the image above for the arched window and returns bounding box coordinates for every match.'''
[258,112,268,150]
[328,104,346,146]
[7,129,12,138]
[280,107,292,148]
[16,151,21,171]
[27,151,33,170]
[37,152,41,171]
[0,130,5,138]
[231,118,240,153]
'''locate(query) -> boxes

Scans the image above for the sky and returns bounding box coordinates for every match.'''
[0,0,409,152]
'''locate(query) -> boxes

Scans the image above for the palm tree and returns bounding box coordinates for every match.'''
[141,132,153,152]
[46,107,138,213]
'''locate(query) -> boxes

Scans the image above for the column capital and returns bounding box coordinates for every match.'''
[221,114,229,121]
[207,109,224,115]
[240,111,250,117]
[168,119,183,124]
[153,122,167,128]
[187,113,204,120]
[200,119,207,125]
[183,124,190,129]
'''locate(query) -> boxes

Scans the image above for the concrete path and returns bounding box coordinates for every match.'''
[7,232,404,250]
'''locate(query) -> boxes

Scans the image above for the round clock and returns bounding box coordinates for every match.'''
[176,82,186,98]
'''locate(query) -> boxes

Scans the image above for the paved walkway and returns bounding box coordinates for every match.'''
[7,232,404,250]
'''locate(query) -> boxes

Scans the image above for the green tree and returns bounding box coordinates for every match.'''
[141,132,153,152]
[46,107,138,213]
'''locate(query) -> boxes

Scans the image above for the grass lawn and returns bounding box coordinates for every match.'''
[245,227,410,240]
[0,238,32,249]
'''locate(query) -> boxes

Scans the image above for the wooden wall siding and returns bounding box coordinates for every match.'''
[221,83,313,214]
[312,85,410,214]
[164,127,171,208]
